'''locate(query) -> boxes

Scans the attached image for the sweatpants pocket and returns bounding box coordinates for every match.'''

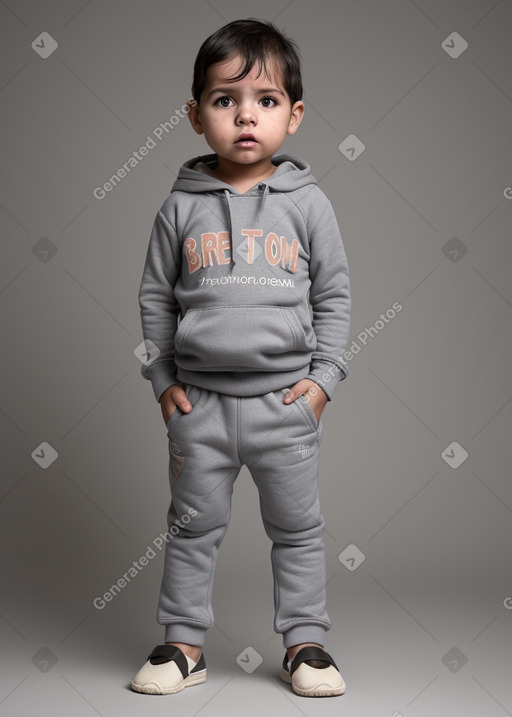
[166,383,202,434]
[166,384,202,485]
[166,405,183,433]
[279,388,320,432]
[296,394,320,432]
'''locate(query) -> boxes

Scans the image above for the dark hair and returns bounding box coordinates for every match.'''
[191,18,303,105]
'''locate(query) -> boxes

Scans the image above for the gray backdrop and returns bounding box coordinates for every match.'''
[1,0,511,715]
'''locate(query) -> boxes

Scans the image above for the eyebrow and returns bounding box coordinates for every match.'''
[206,86,286,99]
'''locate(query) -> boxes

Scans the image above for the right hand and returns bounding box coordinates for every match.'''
[160,383,193,426]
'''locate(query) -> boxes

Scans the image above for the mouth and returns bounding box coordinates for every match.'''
[235,134,258,147]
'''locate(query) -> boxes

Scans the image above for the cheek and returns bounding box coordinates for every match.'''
[207,115,230,135]
[264,115,285,133]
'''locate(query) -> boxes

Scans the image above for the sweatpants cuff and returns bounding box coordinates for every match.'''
[163,623,208,647]
[282,624,329,649]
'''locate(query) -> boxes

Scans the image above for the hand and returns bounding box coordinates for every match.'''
[160,383,193,426]
[282,379,328,423]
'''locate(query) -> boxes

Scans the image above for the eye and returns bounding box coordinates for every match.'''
[260,96,278,107]
[215,96,233,107]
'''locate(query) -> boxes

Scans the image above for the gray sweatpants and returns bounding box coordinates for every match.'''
[158,381,331,650]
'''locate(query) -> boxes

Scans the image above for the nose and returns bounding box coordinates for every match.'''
[236,101,256,125]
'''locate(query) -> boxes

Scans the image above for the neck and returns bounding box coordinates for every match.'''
[212,156,276,187]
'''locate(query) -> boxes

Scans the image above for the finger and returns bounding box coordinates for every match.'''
[282,381,307,403]
[174,389,192,413]
[179,399,192,413]
[289,379,314,395]
[282,386,296,403]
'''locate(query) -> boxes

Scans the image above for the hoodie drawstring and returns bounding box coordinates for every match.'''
[259,183,269,214]
[223,184,269,267]
[223,189,235,267]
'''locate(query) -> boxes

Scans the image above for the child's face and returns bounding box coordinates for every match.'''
[188,53,304,167]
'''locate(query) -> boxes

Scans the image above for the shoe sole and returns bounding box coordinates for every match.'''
[131,668,207,695]
[280,667,346,697]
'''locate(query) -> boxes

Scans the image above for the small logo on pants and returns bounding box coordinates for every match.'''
[297,444,312,459]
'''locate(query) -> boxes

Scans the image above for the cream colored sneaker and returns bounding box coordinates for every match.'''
[280,646,346,697]
[131,644,206,695]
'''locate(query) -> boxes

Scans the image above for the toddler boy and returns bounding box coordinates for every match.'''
[132,17,351,698]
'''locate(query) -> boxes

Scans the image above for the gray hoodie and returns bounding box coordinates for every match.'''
[138,152,351,402]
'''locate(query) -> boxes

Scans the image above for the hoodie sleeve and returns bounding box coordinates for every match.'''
[305,198,351,401]
[138,207,182,403]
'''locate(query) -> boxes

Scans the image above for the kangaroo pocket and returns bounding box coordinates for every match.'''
[174,305,316,372]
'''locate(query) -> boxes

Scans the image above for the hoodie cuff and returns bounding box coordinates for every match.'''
[306,360,347,401]
[141,360,179,403]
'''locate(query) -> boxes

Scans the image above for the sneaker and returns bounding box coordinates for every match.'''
[280,645,346,697]
[131,644,206,695]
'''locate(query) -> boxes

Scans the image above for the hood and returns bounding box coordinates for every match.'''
[170,153,317,268]
[172,152,316,194]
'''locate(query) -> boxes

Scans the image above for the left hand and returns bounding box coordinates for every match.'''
[282,379,328,423]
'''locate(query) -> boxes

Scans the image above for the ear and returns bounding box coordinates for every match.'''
[186,99,204,135]
[287,101,305,136]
